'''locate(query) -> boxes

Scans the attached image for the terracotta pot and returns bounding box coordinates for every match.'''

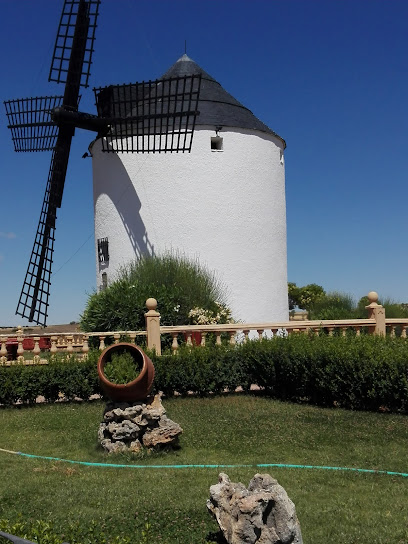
[97,343,155,402]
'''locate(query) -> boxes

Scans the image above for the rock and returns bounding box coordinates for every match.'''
[108,420,140,441]
[98,422,108,441]
[142,415,183,448]
[130,439,143,453]
[207,473,302,544]
[98,394,183,453]
[100,439,128,454]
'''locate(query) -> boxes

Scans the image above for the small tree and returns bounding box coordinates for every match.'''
[288,282,325,312]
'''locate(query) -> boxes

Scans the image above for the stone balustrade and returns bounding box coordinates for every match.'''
[147,292,408,355]
[0,329,146,366]
[2,292,407,363]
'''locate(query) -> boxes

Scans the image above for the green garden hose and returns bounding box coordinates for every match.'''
[0,447,407,477]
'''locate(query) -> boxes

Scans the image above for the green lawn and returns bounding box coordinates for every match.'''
[1,395,408,543]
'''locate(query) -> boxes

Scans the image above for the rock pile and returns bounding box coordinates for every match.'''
[207,473,303,544]
[98,393,182,453]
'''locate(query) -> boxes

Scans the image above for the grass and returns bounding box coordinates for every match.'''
[1,395,408,543]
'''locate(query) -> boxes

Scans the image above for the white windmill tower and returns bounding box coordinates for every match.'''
[91,54,288,322]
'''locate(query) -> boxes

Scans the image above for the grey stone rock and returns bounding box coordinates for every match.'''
[142,415,183,448]
[108,420,140,441]
[207,473,302,544]
[100,439,127,454]
[123,405,143,418]
[98,394,183,453]
[98,422,108,442]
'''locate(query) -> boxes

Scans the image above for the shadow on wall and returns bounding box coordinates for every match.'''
[97,151,155,276]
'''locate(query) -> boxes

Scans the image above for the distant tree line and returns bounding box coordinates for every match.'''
[288,282,408,320]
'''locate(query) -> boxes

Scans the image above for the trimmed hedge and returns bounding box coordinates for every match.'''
[0,351,102,405]
[1,335,408,413]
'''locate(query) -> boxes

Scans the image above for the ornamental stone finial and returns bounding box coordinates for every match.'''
[367,291,379,305]
[146,298,158,311]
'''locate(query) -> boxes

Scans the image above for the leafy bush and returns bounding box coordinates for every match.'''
[309,291,355,320]
[103,351,140,384]
[0,351,102,405]
[80,253,231,332]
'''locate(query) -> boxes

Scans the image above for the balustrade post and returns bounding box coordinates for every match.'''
[66,335,74,353]
[113,333,120,344]
[145,298,161,356]
[50,336,58,354]
[82,334,89,359]
[33,336,41,364]
[17,326,24,362]
[99,336,106,351]
[201,332,207,347]
[171,333,179,355]
[365,291,386,336]
[0,337,7,364]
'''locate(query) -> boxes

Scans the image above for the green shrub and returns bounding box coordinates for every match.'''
[151,335,408,412]
[0,351,102,405]
[309,291,356,320]
[103,351,141,384]
[2,336,408,414]
[80,253,231,332]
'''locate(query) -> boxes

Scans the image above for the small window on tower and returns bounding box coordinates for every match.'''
[98,237,109,263]
[211,137,223,151]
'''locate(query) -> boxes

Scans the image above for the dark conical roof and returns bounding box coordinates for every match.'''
[161,54,285,146]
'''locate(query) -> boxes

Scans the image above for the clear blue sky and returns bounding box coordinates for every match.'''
[1,0,407,326]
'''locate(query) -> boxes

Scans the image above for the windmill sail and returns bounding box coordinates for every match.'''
[4,96,64,152]
[11,0,101,326]
[16,158,58,324]
[94,74,201,153]
[49,0,101,88]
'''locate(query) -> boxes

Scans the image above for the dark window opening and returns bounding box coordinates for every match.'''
[211,136,223,151]
[98,237,109,263]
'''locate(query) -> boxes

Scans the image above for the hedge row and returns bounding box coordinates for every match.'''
[1,335,408,412]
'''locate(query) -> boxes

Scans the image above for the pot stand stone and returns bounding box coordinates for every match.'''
[98,393,182,453]
[207,473,303,544]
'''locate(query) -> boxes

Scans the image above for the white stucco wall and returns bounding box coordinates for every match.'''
[92,126,288,322]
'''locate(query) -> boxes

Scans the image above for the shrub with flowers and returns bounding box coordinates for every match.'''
[188,302,234,325]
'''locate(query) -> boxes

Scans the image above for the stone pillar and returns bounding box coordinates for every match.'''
[145,298,161,356]
[365,291,386,336]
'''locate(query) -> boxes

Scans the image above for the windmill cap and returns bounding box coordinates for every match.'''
[161,54,286,147]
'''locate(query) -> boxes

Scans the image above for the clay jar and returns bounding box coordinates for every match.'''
[97,343,155,402]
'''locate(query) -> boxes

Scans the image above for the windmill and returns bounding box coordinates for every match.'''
[4,0,201,327]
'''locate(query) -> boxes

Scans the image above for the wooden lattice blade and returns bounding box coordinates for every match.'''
[49,0,101,89]
[4,95,63,152]
[94,74,202,153]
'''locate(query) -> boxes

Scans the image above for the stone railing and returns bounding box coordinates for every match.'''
[0,329,146,366]
[145,292,408,355]
[2,292,407,364]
